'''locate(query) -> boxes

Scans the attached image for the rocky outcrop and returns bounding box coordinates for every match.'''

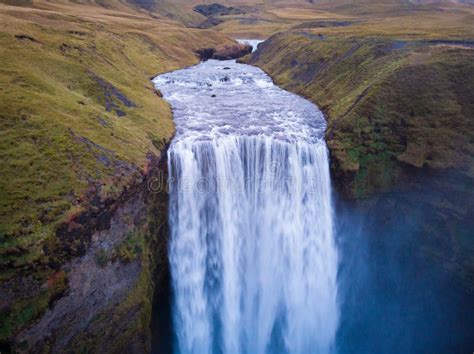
[213,43,253,60]
[196,43,252,61]
[193,3,246,29]
[193,3,246,17]
[197,17,224,29]
[196,47,217,61]
[2,152,169,353]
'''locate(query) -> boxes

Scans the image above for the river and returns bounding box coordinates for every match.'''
[153,41,339,354]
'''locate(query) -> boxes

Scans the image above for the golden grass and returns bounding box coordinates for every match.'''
[2,0,473,344]
[307,7,474,40]
[0,0,233,260]
[0,0,236,340]
[204,0,474,40]
[267,7,348,20]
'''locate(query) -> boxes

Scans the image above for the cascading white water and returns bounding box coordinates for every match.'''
[153,41,339,354]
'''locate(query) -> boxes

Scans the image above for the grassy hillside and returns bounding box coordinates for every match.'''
[0,0,233,342]
[1,0,474,346]
[159,0,474,38]
[244,23,474,289]
[246,31,474,196]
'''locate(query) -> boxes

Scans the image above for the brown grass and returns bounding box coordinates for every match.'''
[0,0,233,284]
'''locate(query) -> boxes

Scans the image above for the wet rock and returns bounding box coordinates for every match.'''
[212,43,252,60]
[10,152,170,353]
[195,47,216,61]
[154,89,163,98]
[196,44,252,61]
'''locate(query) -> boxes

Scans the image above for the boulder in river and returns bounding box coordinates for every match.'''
[213,43,253,60]
[195,43,252,61]
[195,47,216,61]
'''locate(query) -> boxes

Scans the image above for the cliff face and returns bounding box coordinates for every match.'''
[1,152,170,352]
[245,33,474,291]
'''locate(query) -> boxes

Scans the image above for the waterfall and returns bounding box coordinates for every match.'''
[154,53,339,354]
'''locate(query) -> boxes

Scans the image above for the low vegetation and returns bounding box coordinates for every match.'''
[244,2,474,197]
[243,4,474,291]
[0,0,233,343]
[0,0,230,263]
[1,0,474,347]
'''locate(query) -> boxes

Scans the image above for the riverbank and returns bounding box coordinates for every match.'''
[0,1,235,349]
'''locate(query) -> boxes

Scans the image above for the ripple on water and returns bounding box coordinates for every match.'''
[153,56,327,144]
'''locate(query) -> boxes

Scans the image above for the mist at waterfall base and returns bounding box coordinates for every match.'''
[151,44,474,353]
[335,175,474,354]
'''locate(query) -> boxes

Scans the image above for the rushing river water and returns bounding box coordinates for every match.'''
[153,41,339,354]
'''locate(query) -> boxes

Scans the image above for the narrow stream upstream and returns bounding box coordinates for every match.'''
[153,41,339,354]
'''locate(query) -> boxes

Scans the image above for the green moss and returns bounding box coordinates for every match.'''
[67,225,158,351]
[0,0,232,248]
[249,33,474,197]
[0,2,233,343]
[114,231,144,263]
[95,249,109,268]
[0,270,67,341]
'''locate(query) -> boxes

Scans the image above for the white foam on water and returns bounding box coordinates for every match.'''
[154,40,339,354]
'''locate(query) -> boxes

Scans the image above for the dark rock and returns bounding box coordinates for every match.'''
[97,117,109,127]
[68,30,87,37]
[96,211,112,231]
[115,109,126,117]
[10,150,171,353]
[292,20,359,29]
[197,17,224,29]
[195,47,216,61]
[15,34,41,43]
[212,43,252,60]
[127,0,156,10]
[60,43,71,53]
[89,71,136,116]
[196,44,252,61]
[193,3,246,17]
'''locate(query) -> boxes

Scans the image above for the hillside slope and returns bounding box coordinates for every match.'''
[0,1,233,350]
[245,29,474,290]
